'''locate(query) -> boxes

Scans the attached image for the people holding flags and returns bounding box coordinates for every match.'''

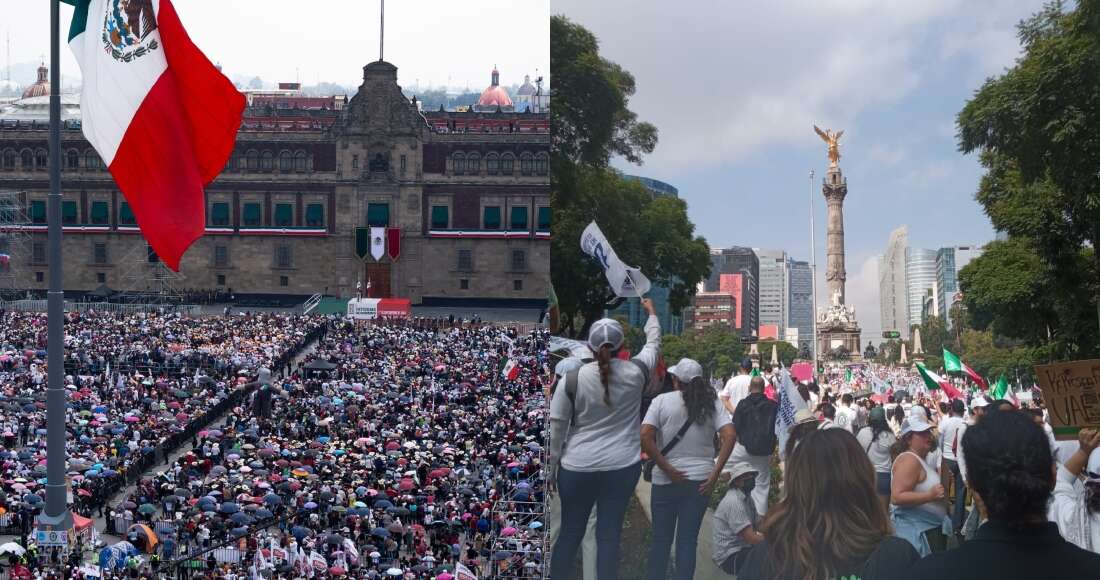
[548,298,661,580]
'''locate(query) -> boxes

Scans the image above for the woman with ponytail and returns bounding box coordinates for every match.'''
[548,298,661,580]
[641,358,736,580]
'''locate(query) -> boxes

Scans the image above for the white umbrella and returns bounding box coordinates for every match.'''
[385,568,404,576]
[0,542,27,556]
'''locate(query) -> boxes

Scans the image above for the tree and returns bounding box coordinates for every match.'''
[662,325,746,381]
[550,17,710,337]
[957,0,1100,350]
[917,316,951,360]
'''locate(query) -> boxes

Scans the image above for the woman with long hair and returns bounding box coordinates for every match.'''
[858,405,898,511]
[641,358,736,580]
[738,428,919,579]
[548,299,661,580]
[889,406,948,555]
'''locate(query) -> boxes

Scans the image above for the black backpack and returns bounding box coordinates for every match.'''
[735,394,778,456]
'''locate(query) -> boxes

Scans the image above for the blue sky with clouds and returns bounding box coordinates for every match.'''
[554,0,1045,337]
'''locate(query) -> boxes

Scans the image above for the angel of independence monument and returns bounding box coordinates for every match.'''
[813,126,862,360]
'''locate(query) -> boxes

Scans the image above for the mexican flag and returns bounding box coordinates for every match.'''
[500,358,520,381]
[916,362,962,400]
[991,374,1009,399]
[942,348,988,390]
[65,0,245,270]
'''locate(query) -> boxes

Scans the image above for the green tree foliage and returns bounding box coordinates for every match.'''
[917,316,950,368]
[758,340,800,368]
[551,16,710,337]
[956,0,1100,354]
[662,325,747,382]
[956,329,1045,384]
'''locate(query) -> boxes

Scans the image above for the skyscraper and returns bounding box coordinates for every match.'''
[755,249,788,337]
[906,248,938,330]
[879,226,910,339]
[706,247,759,337]
[787,259,813,354]
[936,245,984,329]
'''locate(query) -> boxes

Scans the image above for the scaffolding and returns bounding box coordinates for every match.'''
[0,191,31,299]
[116,241,186,304]
[487,498,545,578]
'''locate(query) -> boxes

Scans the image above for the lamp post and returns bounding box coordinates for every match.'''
[809,169,819,375]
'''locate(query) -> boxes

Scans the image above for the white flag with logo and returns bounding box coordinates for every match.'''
[774,369,808,460]
[455,562,479,580]
[579,221,651,297]
[370,227,385,261]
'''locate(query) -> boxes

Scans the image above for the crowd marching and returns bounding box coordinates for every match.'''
[547,298,1100,580]
[0,309,549,580]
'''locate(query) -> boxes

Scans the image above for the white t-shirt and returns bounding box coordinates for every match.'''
[643,393,730,485]
[856,426,897,473]
[938,415,966,461]
[835,405,857,432]
[720,374,752,414]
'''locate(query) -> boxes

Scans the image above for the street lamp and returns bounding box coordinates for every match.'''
[809,169,819,376]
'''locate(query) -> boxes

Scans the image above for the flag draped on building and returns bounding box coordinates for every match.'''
[579,221,651,297]
[370,227,385,260]
[774,369,807,460]
[916,362,962,400]
[942,348,988,390]
[65,0,245,270]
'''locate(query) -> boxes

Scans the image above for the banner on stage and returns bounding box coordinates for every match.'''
[1035,358,1100,440]
[347,298,411,320]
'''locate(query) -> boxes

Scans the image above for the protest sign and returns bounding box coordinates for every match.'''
[579,221,651,297]
[1034,358,1100,439]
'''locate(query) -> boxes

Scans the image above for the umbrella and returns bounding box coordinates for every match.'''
[0,542,26,556]
[385,568,404,577]
[137,503,157,515]
[370,527,391,537]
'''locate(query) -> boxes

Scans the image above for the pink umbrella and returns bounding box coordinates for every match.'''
[501,527,518,537]
[399,479,415,492]
[124,416,139,423]
[437,573,454,580]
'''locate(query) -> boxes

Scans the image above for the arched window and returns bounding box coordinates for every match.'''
[536,153,549,176]
[520,153,534,176]
[278,150,292,172]
[486,153,499,175]
[2,149,15,171]
[233,153,244,172]
[467,152,480,175]
[20,150,33,171]
[294,150,307,172]
[84,149,100,170]
[453,153,465,175]
[35,149,48,171]
[66,149,79,170]
[246,150,259,171]
[260,150,274,171]
[500,153,515,175]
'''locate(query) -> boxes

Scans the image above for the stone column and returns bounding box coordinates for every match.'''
[823,166,848,304]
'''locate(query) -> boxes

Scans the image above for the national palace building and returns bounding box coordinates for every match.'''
[0,61,549,307]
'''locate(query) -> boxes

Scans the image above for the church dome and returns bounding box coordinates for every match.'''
[21,64,50,100]
[477,67,512,108]
[516,75,536,96]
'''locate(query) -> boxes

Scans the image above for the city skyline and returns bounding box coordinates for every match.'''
[2,1,550,93]
[553,0,1042,342]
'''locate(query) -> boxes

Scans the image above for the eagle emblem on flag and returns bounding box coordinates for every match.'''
[103,0,159,61]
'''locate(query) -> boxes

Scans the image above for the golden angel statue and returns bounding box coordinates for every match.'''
[814,125,844,168]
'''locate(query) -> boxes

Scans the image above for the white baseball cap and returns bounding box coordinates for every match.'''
[901,406,933,436]
[667,359,704,383]
[587,318,625,352]
[971,395,990,409]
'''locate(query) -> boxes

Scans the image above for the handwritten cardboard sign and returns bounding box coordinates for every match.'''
[1035,359,1100,439]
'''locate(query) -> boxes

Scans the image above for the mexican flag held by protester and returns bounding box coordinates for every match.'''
[942,348,989,390]
[916,362,963,400]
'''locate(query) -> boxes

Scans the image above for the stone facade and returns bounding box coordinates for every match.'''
[817,164,860,359]
[0,60,550,306]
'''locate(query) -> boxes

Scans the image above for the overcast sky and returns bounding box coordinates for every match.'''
[554,0,1045,339]
[3,0,549,91]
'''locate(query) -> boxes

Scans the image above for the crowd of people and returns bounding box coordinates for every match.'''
[547,298,1100,580]
[102,318,548,579]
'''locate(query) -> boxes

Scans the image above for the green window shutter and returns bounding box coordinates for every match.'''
[62,201,78,224]
[510,206,528,230]
[306,203,324,227]
[483,206,501,230]
[211,202,230,226]
[90,201,109,224]
[119,202,135,225]
[31,201,46,224]
[366,203,390,227]
[274,203,293,227]
[243,203,261,226]
[430,206,449,230]
[537,206,551,231]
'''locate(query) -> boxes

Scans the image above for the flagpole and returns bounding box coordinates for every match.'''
[44,0,72,533]
[808,169,819,377]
